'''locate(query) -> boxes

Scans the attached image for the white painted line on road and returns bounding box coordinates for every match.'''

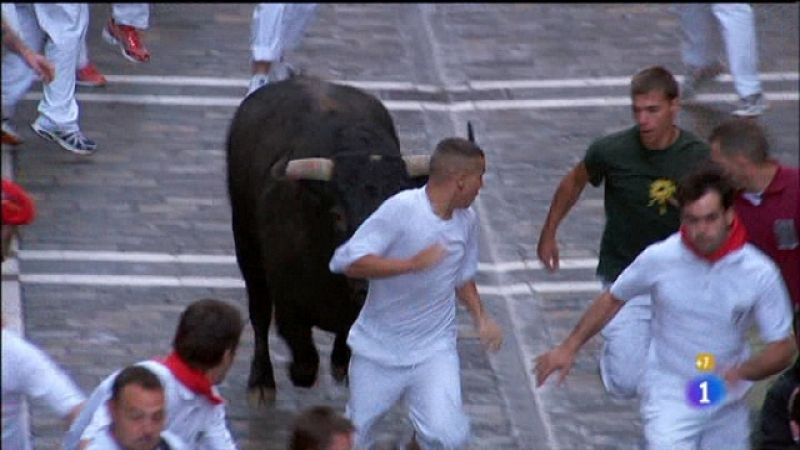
[478,258,597,272]
[470,72,800,90]
[479,281,603,295]
[23,92,242,107]
[18,272,601,294]
[532,281,603,293]
[22,91,799,110]
[20,274,246,288]
[98,72,800,91]
[19,250,237,264]
[477,283,532,296]
[20,250,598,272]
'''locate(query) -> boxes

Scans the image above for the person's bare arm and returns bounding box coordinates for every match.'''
[537,162,590,271]
[343,244,444,279]
[724,336,796,385]
[64,401,84,428]
[535,290,623,386]
[456,281,502,351]
[2,18,55,83]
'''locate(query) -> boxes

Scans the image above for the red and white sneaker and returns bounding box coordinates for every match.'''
[102,18,150,63]
[2,119,23,146]
[76,63,108,87]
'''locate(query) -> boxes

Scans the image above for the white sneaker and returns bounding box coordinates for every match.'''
[246,74,270,97]
[732,93,768,117]
[269,61,297,83]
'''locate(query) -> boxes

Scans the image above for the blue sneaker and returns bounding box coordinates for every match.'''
[30,122,97,155]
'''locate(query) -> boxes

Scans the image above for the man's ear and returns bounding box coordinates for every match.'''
[106,399,117,419]
[724,207,735,227]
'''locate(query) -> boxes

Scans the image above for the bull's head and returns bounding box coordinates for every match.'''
[276,154,429,240]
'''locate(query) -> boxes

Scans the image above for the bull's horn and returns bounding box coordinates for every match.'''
[402,155,430,177]
[285,158,334,181]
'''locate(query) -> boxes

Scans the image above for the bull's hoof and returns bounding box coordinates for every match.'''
[289,362,318,388]
[247,387,276,408]
[331,364,348,385]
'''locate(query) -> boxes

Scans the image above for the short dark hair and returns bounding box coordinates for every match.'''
[111,365,163,401]
[709,118,770,163]
[429,137,485,180]
[289,405,355,450]
[676,162,736,211]
[631,65,679,100]
[173,299,244,371]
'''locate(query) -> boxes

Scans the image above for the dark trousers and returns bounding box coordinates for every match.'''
[755,356,800,450]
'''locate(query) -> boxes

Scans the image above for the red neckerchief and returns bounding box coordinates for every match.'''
[159,352,224,405]
[2,179,36,225]
[680,214,748,263]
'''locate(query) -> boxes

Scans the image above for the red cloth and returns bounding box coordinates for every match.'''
[159,352,224,405]
[680,214,748,263]
[2,179,36,225]
[734,165,799,308]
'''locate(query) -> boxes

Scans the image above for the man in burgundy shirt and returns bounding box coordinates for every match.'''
[710,118,799,450]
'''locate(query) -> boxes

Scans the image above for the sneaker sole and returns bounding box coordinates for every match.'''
[102,27,148,64]
[732,104,769,117]
[30,124,95,156]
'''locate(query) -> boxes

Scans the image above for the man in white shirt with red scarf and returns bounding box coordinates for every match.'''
[535,164,796,449]
[64,299,243,450]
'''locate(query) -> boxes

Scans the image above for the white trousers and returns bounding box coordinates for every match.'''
[1,3,88,131]
[642,392,750,450]
[679,3,762,98]
[78,3,149,69]
[599,291,652,398]
[111,3,149,29]
[347,350,470,450]
[250,3,317,62]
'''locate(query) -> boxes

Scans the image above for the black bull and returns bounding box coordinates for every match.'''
[226,77,431,404]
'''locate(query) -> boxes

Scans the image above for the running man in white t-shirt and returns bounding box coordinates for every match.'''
[329,137,503,450]
[535,164,796,449]
[2,327,85,450]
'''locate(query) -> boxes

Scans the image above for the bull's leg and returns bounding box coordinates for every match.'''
[276,318,319,388]
[231,215,276,406]
[330,332,351,384]
[246,281,275,406]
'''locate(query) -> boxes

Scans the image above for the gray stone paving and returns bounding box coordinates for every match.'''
[4,3,798,450]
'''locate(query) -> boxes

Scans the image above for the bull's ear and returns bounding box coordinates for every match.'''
[284,158,335,181]
[402,155,430,177]
[467,121,475,143]
[270,156,290,179]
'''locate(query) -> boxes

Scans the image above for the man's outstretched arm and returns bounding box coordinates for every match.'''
[535,290,623,386]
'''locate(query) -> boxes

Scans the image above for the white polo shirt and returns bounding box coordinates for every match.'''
[610,233,793,405]
[77,360,236,450]
[2,329,85,450]
[329,186,479,366]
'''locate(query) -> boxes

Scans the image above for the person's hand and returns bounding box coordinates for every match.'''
[537,232,559,272]
[478,316,503,352]
[409,243,445,272]
[722,364,745,389]
[534,344,576,387]
[21,49,55,84]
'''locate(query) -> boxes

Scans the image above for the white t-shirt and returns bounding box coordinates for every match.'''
[329,186,479,366]
[85,427,187,450]
[2,329,85,450]
[610,233,793,404]
[77,360,236,450]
